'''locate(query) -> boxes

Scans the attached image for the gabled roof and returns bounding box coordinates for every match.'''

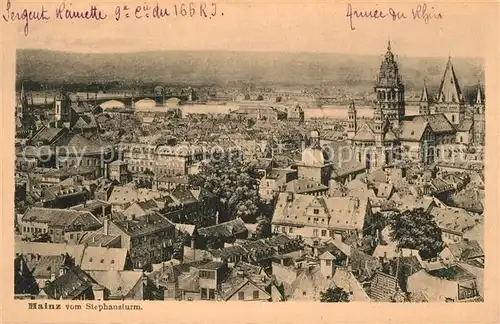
[456,120,473,132]
[437,57,464,104]
[406,114,455,134]
[111,212,175,238]
[22,207,101,230]
[43,266,96,300]
[398,120,429,141]
[197,218,247,238]
[352,122,376,142]
[80,246,128,271]
[86,270,143,297]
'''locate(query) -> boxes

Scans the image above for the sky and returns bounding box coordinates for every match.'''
[4,1,497,58]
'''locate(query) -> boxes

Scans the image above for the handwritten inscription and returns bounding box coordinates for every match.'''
[347,3,443,31]
[2,0,223,36]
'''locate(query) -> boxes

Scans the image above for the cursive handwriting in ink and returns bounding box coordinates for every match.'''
[55,1,107,20]
[346,3,387,31]
[412,4,443,23]
[2,0,49,36]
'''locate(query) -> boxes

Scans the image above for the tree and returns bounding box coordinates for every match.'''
[388,208,444,259]
[188,156,261,223]
[255,215,271,239]
[320,287,350,302]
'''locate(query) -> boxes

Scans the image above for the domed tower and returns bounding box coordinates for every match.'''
[374,40,405,127]
[347,100,357,139]
[298,130,332,186]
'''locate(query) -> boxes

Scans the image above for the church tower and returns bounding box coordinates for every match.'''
[16,84,28,119]
[473,82,485,145]
[373,105,384,146]
[434,56,466,125]
[419,81,431,115]
[374,40,405,127]
[347,100,357,139]
[54,91,71,123]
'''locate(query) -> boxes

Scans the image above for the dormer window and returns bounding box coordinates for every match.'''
[313,209,319,214]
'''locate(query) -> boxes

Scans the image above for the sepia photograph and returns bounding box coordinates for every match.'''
[2,0,500,323]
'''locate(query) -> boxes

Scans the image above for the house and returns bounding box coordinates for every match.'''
[271,193,373,241]
[197,218,249,248]
[40,266,100,300]
[41,185,90,209]
[106,213,178,269]
[219,264,283,301]
[285,179,329,197]
[258,168,298,201]
[406,265,480,302]
[430,207,478,244]
[288,265,335,301]
[86,270,151,300]
[14,254,38,296]
[20,207,102,243]
[440,239,484,267]
[22,253,75,289]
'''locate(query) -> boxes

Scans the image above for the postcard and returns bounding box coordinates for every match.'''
[1,0,499,323]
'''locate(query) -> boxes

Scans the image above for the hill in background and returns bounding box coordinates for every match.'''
[16,49,484,92]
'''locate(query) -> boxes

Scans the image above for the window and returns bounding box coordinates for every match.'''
[326,260,332,266]
[313,218,318,224]
[313,209,319,214]
[209,289,215,300]
[302,291,307,296]
[321,230,327,237]
[69,234,74,240]
[238,292,245,300]
[313,229,319,237]
[253,290,260,299]
[289,227,294,234]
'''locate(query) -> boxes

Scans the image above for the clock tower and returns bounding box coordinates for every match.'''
[374,40,405,127]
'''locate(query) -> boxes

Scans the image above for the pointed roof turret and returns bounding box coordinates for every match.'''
[348,100,356,112]
[420,81,430,103]
[437,56,464,104]
[376,40,402,87]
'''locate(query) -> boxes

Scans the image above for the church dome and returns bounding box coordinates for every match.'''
[301,147,328,166]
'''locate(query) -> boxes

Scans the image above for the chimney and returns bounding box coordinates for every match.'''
[103,218,109,236]
[190,237,195,249]
[215,211,219,225]
[101,205,106,217]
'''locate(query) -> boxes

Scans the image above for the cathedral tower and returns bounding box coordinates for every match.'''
[374,40,405,127]
[434,56,466,125]
[54,91,71,123]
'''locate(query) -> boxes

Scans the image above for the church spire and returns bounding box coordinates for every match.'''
[437,56,463,104]
[387,39,391,52]
[475,81,484,105]
[420,80,429,103]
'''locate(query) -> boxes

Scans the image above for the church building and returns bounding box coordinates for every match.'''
[347,41,484,169]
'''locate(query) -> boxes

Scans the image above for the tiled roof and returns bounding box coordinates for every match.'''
[272,193,368,231]
[79,246,128,271]
[285,179,328,194]
[43,266,96,300]
[22,207,101,230]
[77,232,120,247]
[431,207,477,234]
[437,57,464,104]
[407,114,455,134]
[111,212,175,238]
[447,240,484,260]
[398,120,429,141]
[86,270,143,297]
[27,254,67,278]
[197,218,247,238]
